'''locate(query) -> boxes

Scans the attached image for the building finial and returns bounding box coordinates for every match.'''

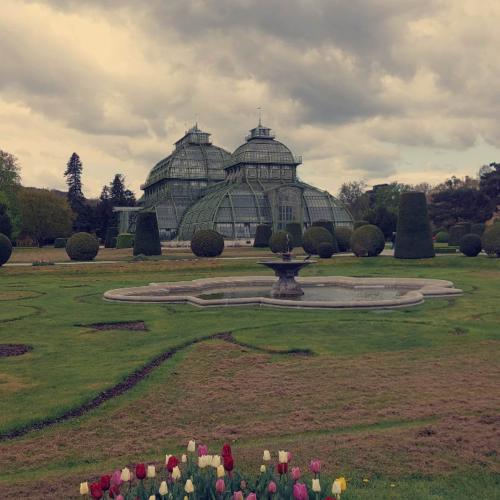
[257,106,262,126]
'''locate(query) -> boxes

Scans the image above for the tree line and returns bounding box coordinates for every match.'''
[0,150,136,246]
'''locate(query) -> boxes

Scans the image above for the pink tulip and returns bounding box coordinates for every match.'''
[291,467,301,481]
[216,479,225,494]
[233,491,244,500]
[268,481,277,493]
[287,451,293,463]
[293,482,308,500]
[115,496,124,500]
[198,444,208,456]
[309,459,321,475]
[111,470,123,487]
[246,494,257,500]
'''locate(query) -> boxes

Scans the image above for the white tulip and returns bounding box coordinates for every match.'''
[184,479,195,493]
[159,481,168,495]
[149,496,156,500]
[172,466,182,480]
[211,454,221,467]
[263,450,271,461]
[332,480,342,495]
[312,478,321,492]
[79,482,89,495]
[278,450,288,463]
[165,454,171,464]
[187,440,196,452]
[260,464,266,473]
[147,465,156,478]
[181,454,187,463]
[120,467,131,482]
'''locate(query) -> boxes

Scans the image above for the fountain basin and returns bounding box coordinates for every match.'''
[103,276,462,310]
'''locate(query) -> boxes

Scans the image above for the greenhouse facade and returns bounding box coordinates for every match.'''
[138,122,353,240]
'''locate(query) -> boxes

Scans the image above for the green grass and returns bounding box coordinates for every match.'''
[0,254,499,498]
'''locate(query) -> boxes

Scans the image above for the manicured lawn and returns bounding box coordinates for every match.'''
[0,254,499,498]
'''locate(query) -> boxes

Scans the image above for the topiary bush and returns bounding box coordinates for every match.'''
[481,224,500,257]
[312,220,334,235]
[54,237,67,248]
[471,223,486,236]
[190,229,224,257]
[435,231,449,243]
[317,242,334,258]
[0,233,13,266]
[335,226,352,252]
[285,222,303,247]
[350,224,385,257]
[253,224,272,248]
[448,224,469,246]
[353,220,369,229]
[302,226,336,255]
[269,230,294,254]
[65,232,99,261]
[459,233,482,257]
[395,192,435,259]
[104,226,119,248]
[116,233,134,249]
[133,212,161,256]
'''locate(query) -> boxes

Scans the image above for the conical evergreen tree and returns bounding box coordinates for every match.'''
[110,174,136,207]
[64,153,84,210]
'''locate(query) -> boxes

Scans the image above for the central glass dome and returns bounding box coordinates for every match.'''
[177,123,353,240]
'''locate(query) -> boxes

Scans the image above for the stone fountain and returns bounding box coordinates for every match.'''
[258,235,315,298]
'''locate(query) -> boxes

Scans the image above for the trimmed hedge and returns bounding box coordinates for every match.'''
[481,224,500,257]
[133,212,161,256]
[104,226,119,248]
[116,233,134,249]
[395,192,435,259]
[0,233,13,266]
[302,226,336,255]
[448,225,469,246]
[54,237,67,248]
[190,229,224,257]
[335,226,352,252]
[459,233,482,257]
[253,224,272,248]
[434,246,458,254]
[285,222,303,247]
[312,220,334,235]
[471,223,486,236]
[65,232,99,261]
[350,224,385,257]
[269,230,294,254]
[435,231,449,243]
[317,242,334,258]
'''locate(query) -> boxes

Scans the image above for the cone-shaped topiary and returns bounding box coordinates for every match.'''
[481,224,500,257]
[116,233,134,249]
[285,222,303,247]
[133,212,161,256]
[303,226,336,255]
[312,220,334,235]
[253,224,272,248]
[394,192,435,259]
[317,242,334,258]
[448,225,468,246]
[269,230,294,254]
[435,231,449,243]
[459,233,482,257]
[350,224,385,257]
[335,227,352,252]
[0,233,13,266]
[190,229,224,257]
[66,232,99,261]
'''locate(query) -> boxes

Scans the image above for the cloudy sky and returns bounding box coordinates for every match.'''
[1,0,500,198]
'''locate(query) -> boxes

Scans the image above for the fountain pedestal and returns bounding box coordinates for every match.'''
[259,253,314,298]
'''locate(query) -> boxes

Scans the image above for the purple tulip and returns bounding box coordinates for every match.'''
[293,482,308,500]
[111,470,123,487]
[309,459,321,475]
[268,481,277,493]
[198,444,208,457]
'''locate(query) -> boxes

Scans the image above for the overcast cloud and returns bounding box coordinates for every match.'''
[1,0,500,196]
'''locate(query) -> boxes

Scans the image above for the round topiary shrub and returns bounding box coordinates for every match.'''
[312,220,334,235]
[335,226,352,252]
[435,231,449,243]
[65,232,99,261]
[302,226,336,255]
[269,230,294,254]
[116,233,134,249]
[317,242,334,258]
[190,229,224,257]
[104,226,119,248]
[285,222,303,247]
[471,223,485,236]
[448,225,468,246]
[353,220,369,229]
[459,233,482,257]
[350,224,385,257]
[54,237,67,248]
[0,233,13,266]
[133,212,162,256]
[253,224,272,248]
[395,192,435,259]
[481,224,500,257]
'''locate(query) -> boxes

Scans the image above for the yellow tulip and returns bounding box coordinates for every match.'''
[149,496,156,500]
[79,482,89,495]
[187,440,196,452]
[159,481,168,495]
[211,454,221,467]
[172,466,182,480]
[217,465,225,478]
[184,479,195,493]
[260,464,266,473]
[181,454,187,463]
[278,450,288,463]
[337,477,347,492]
[312,478,321,492]
[263,450,271,461]
[120,467,131,482]
[147,465,156,478]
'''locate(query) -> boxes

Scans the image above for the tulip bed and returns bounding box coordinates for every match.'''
[80,441,347,500]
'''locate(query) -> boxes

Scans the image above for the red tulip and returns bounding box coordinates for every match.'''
[223,454,234,472]
[108,485,121,498]
[166,455,179,473]
[135,463,146,480]
[100,475,111,491]
[221,443,232,458]
[276,462,288,475]
[90,482,103,500]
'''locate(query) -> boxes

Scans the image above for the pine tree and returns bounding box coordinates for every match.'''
[110,174,136,207]
[64,153,84,210]
[95,185,115,239]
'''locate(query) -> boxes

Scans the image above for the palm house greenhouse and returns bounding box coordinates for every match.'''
[119,122,353,240]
